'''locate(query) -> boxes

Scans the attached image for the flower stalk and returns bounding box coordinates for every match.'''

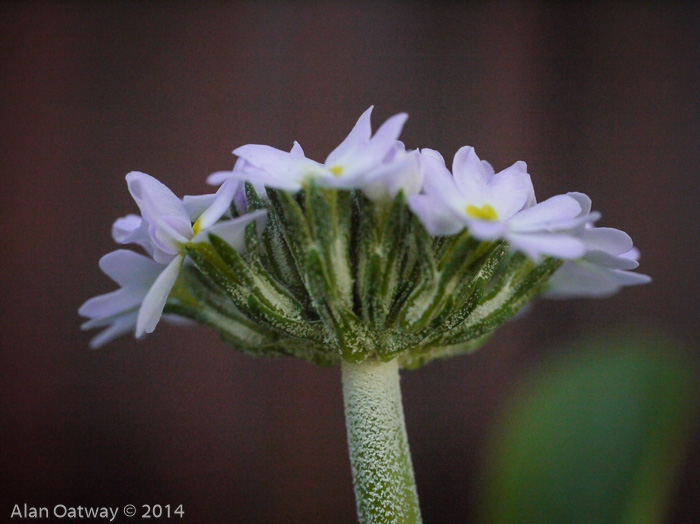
[342,358,421,524]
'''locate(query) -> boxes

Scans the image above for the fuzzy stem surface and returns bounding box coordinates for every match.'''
[341,358,422,524]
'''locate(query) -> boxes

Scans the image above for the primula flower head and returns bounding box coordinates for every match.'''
[232,106,416,198]
[409,147,588,260]
[545,193,651,298]
[81,108,649,367]
[81,171,266,341]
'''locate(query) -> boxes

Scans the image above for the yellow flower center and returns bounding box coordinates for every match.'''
[192,216,204,235]
[329,165,344,177]
[465,204,498,221]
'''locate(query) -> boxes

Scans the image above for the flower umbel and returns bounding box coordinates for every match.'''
[79,107,650,524]
[81,108,649,361]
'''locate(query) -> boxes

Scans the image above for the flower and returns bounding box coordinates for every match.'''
[544,193,651,298]
[206,157,268,213]
[79,250,168,348]
[111,171,266,337]
[231,107,416,197]
[408,147,588,260]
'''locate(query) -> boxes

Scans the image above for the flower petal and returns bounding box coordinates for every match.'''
[585,250,640,270]
[419,149,466,212]
[192,209,267,252]
[126,171,190,227]
[98,249,163,289]
[486,161,533,219]
[452,146,489,194]
[87,312,139,349]
[325,106,374,166]
[362,149,423,201]
[408,194,464,236]
[197,178,240,230]
[136,254,183,336]
[183,194,217,222]
[509,194,582,232]
[507,232,586,260]
[233,144,322,191]
[580,227,633,255]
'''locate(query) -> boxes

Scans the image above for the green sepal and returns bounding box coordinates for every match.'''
[392,218,439,330]
[373,192,411,327]
[208,233,304,320]
[247,294,325,343]
[267,188,313,274]
[304,182,354,305]
[437,256,562,348]
[258,188,307,302]
[305,247,372,362]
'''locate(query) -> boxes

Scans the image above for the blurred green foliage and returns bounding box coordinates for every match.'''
[479,331,698,524]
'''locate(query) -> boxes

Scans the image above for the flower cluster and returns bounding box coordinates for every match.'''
[80,108,649,365]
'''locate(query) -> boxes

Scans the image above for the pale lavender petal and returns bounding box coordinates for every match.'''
[546,261,650,299]
[112,214,153,255]
[325,107,374,166]
[136,254,183,336]
[149,215,191,262]
[567,192,593,216]
[621,248,640,262]
[545,262,623,298]
[482,160,495,177]
[197,178,240,230]
[508,194,582,232]
[486,161,533,219]
[452,146,489,195]
[87,312,139,349]
[362,113,408,158]
[183,194,217,222]
[192,209,267,252]
[608,269,651,287]
[233,144,322,191]
[420,150,466,211]
[382,141,406,163]
[362,149,423,201]
[326,110,408,179]
[421,148,446,165]
[507,232,586,260]
[290,141,305,157]
[467,219,507,240]
[126,171,190,227]
[98,249,163,289]
[579,227,633,255]
[79,289,142,325]
[112,214,142,243]
[408,194,464,236]
[585,250,640,270]
[206,170,234,186]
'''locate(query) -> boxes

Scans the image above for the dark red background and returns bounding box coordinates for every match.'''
[2,4,699,523]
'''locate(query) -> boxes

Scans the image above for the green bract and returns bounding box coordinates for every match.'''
[166,183,561,369]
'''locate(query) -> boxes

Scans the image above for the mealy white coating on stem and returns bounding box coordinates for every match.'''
[341,359,422,524]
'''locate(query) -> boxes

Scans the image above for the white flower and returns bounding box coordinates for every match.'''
[360,141,424,201]
[231,107,414,197]
[408,147,587,260]
[79,250,167,348]
[545,193,651,298]
[206,156,268,213]
[113,171,266,337]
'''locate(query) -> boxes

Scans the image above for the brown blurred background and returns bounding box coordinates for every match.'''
[1,3,699,523]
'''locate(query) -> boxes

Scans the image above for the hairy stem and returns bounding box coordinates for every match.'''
[341,358,422,524]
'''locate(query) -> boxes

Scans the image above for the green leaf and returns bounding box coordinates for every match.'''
[479,331,699,524]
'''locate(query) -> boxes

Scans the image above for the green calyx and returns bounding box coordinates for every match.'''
[165,183,562,369]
